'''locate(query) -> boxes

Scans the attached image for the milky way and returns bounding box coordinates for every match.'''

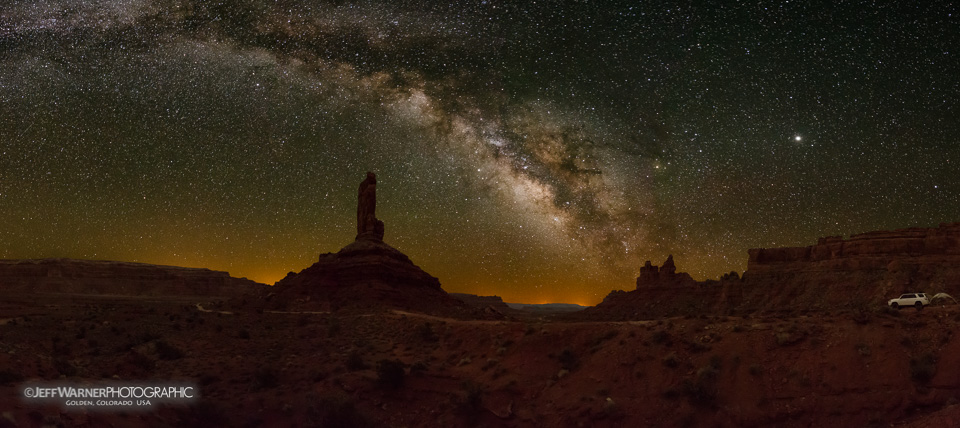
[1,1,958,303]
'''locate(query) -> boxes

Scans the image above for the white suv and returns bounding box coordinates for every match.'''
[888,293,929,310]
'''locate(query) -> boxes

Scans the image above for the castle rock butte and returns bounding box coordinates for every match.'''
[265,172,466,315]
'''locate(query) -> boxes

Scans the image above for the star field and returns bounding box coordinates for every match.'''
[1,1,958,304]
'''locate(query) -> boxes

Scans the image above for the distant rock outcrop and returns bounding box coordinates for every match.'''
[266,172,467,316]
[581,222,960,320]
[0,258,263,297]
[740,222,960,311]
[578,255,740,320]
[636,255,696,289]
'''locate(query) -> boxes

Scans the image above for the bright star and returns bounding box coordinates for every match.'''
[794,135,802,142]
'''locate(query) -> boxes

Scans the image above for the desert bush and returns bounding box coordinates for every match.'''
[410,361,428,375]
[191,401,228,425]
[135,331,161,344]
[307,393,371,428]
[708,355,722,370]
[376,359,406,389]
[682,377,717,407]
[459,380,484,414]
[775,326,805,346]
[748,364,763,377]
[417,322,438,343]
[590,329,619,348]
[328,319,342,337]
[0,369,24,385]
[155,340,185,360]
[253,367,279,390]
[651,330,671,345]
[54,358,78,377]
[345,351,367,371]
[199,374,220,386]
[237,329,251,340]
[662,352,680,368]
[661,386,681,400]
[682,364,720,407]
[910,353,937,383]
[856,343,871,357]
[129,351,156,372]
[557,348,579,371]
[686,339,711,353]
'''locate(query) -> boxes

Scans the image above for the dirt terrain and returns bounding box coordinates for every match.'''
[2,292,959,427]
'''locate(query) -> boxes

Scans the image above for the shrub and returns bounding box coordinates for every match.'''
[558,348,579,371]
[417,322,438,343]
[308,393,370,428]
[682,377,717,407]
[191,401,227,425]
[327,319,341,337]
[237,329,251,340]
[651,330,671,345]
[460,381,484,414]
[253,367,279,390]
[155,340,185,360]
[345,351,367,371]
[910,353,937,383]
[0,370,24,385]
[662,352,680,368]
[54,358,78,377]
[376,359,405,389]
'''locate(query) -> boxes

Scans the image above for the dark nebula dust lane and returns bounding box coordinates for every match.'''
[0,1,958,304]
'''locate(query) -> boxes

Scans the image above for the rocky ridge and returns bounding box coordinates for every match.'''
[583,222,960,320]
[0,258,263,297]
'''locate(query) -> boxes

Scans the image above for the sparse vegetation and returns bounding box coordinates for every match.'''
[0,369,24,385]
[459,380,484,414]
[376,359,406,389]
[346,351,368,371]
[54,358,78,377]
[252,367,279,390]
[155,340,185,360]
[417,322,439,342]
[909,353,937,383]
[662,352,680,368]
[307,393,371,428]
[651,330,671,345]
[557,348,579,371]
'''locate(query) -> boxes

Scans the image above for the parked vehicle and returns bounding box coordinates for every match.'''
[888,293,929,310]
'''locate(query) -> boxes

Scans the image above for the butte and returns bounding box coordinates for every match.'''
[264,172,467,316]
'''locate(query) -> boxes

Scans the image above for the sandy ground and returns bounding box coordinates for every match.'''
[1,292,959,427]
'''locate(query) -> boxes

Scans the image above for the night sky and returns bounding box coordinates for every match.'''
[1,1,958,304]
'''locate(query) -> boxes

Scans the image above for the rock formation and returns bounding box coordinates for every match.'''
[582,222,960,320]
[0,258,264,297]
[577,255,739,320]
[266,173,466,316]
[356,171,385,241]
[739,222,960,311]
[635,255,696,289]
